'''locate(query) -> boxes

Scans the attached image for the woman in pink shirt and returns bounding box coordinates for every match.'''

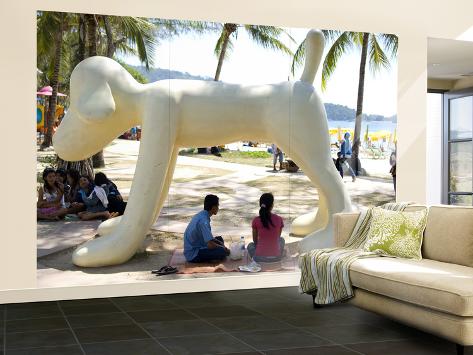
[247,193,285,262]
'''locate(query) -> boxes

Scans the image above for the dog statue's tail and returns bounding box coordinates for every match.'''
[300,29,325,84]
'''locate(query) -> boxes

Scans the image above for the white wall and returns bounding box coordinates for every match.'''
[1,0,473,300]
[426,93,443,204]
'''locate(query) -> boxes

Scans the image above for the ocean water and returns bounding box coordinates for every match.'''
[328,120,397,133]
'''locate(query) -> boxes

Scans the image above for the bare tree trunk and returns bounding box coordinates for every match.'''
[56,157,94,179]
[41,14,63,149]
[103,15,115,58]
[86,14,97,57]
[351,32,369,175]
[77,14,86,65]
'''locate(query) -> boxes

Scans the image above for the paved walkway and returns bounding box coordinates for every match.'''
[37,140,394,256]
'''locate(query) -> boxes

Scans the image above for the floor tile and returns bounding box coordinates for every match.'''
[188,305,260,319]
[142,319,223,338]
[82,339,169,355]
[159,333,253,355]
[61,303,120,316]
[67,312,133,329]
[112,295,175,311]
[244,301,315,315]
[59,298,112,308]
[347,339,464,355]
[6,317,68,333]
[232,328,331,351]
[74,324,150,344]
[304,323,409,344]
[128,309,197,322]
[206,315,292,333]
[263,345,359,354]
[272,310,360,327]
[165,292,236,308]
[6,305,62,320]
[7,345,83,355]
[6,302,57,311]
[5,329,77,350]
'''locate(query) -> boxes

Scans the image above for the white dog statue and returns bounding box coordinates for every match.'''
[53,29,352,267]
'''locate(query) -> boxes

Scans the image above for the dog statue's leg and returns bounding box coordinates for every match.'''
[149,146,179,225]
[72,103,175,267]
[290,193,328,235]
[95,147,179,237]
[296,156,351,251]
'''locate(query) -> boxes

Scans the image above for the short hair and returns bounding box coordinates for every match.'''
[204,194,219,211]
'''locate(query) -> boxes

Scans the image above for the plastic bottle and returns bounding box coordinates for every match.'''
[240,236,246,258]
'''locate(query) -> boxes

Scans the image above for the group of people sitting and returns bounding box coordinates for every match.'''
[184,193,285,263]
[37,167,127,221]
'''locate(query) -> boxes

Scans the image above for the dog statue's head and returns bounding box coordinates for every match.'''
[53,56,143,161]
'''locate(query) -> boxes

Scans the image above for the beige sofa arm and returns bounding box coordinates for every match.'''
[333,212,360,247]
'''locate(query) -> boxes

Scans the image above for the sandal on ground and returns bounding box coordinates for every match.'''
[151,265,178,275]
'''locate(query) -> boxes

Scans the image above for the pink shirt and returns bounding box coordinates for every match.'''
[251,213,284,256]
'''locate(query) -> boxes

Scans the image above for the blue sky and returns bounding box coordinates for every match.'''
[122,26,397,117]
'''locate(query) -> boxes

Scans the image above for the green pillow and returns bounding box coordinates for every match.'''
[363,207,428,259]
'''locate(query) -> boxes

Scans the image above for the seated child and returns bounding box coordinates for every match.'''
[76,175,118,221]
[65,168,85,214]
[247,193,285,262]
[94,172,127,216]
[37,168,68,221]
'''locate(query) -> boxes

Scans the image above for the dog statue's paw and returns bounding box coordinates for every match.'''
[291,210,325,235]
[97,216,122,235]
[298,227,334,253]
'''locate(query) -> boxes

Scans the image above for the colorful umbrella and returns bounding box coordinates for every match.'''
[36,86,67,96]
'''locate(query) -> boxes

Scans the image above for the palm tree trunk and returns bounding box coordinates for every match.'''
[77,14,86,65]
[41,14,63,149]
[214,23,237,81]
[56,13,95,176]
[85,14,105,168]
[103,15,115,58]
[86,14,97,57]
[352,32,369,175]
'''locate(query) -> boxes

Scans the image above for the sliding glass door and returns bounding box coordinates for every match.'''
[443,89,473,205]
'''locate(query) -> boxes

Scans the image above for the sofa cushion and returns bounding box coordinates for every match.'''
[350,257,473,316]
[423,205,473,267]
[363,207,428,259]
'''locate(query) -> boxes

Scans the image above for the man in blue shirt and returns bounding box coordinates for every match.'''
[338,132,356,182]
[184,194,230,262]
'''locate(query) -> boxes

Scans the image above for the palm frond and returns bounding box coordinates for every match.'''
[290,38,306,76]
[114,16,158,69]
[368,34,390,73]
[378,33,398,58]
[322,29,342,43]
[153,19,220,38]
[244,25,293,56]
[214,28,233,59]
[321,31,353,91]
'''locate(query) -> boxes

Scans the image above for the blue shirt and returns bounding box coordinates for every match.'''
[340,138,352,156]
[184,210,214,261]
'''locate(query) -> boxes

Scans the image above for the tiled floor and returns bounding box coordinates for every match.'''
[1,287,471,355]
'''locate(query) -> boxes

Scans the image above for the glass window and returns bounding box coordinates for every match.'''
[450,96,473,140]
[449,141,472,193]
[449,194,473,206]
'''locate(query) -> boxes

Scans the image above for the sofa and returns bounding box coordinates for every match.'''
[330,205,473,355]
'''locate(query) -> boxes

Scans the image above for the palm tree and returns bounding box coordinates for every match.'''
[213,24,294,81]
[86,15,159,168]
[37,11,66,149]
[291,31,398,174]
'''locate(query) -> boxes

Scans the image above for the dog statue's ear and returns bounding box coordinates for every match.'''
[77,81,116,121]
